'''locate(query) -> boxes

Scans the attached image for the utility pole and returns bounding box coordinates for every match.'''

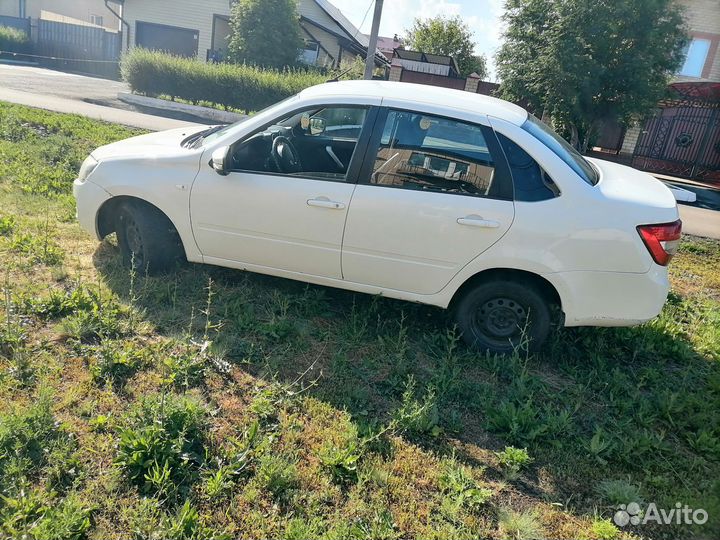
[364,0,384,80]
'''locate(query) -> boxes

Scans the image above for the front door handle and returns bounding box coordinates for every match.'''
[457,215,500,228]
[307,197,346,210]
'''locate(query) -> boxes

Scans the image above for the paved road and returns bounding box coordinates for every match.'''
[679,204,720,240]
[0,63,205,130]
[0,63,128,102]
[0,87,198,131]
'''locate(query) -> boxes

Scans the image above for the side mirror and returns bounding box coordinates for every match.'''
[210,146,229,176]
[309,117,326,135]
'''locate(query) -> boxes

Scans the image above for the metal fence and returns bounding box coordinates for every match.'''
[633,103,720,182]
[36,19,121,79]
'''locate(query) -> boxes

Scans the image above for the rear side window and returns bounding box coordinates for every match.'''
[497,133,560,202]
[364,110,512,200]
[522,114,599,186]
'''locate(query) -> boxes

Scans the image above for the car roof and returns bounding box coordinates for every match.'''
[298,80,529,126]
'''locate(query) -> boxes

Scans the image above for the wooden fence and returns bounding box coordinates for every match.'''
[400,70,467,90]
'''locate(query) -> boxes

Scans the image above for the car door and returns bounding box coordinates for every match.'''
[190,104,376,279]
[341,108,515,295]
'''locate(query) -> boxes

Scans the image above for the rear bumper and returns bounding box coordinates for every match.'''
[73,179,111,240]
[548,266,670,327]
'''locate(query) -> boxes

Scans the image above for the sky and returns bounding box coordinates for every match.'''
[329,0,505,80]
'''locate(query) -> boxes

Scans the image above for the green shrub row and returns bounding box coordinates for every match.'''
[0,25,31,54]
[120,48,327,113]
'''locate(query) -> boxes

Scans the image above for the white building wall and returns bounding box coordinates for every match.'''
[0,0,121,31]
[120,0,356,65]
[121,0,231,61]
[677,0,720,82]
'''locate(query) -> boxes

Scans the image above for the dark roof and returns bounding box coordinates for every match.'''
[376,35,403,52]
[669,81,720,103]
[312,0,388,64]
[394,49,460,73]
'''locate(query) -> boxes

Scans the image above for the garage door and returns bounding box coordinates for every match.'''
[136,21,199,58]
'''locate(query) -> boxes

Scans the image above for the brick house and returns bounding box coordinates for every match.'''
[615,0,720,181]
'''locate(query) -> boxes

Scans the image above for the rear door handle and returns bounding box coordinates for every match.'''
[457,216,500,228]
[307,197,346,210]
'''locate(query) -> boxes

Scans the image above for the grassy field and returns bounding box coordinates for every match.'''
[0,100,718,540]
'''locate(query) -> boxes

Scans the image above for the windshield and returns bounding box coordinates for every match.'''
[522,114,599,186]
[200,96,299,147]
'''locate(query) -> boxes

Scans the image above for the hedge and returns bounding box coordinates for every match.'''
[0,25,31,54]
[121,48,328,113]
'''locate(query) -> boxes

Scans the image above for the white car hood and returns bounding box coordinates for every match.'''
[90,125,208,161]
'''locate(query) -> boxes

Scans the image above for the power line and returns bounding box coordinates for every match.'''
[353,0,374,39]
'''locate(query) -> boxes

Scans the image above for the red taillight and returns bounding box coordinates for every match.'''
[637,219,682,266]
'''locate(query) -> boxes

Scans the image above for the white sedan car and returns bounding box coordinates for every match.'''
[74,81,681,353]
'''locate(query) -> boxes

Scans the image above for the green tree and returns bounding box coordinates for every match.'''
[228,0,303,69]
[496,0,688,151]
[405,16,488,78]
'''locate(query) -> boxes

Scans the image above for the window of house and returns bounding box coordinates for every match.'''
[300,41,319,65]
[679,38,711,77]
[366,110,508,199]
[90,14,104,27]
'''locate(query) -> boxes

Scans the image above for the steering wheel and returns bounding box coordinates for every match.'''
[271,136,302,174]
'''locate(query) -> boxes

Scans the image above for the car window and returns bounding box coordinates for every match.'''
[522,114,599,186]
[305,107,366,139]
[200,95,298,146]
[229,105,369,181]
[367,110,505,198]
[497,133,560,201]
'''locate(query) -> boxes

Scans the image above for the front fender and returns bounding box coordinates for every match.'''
[90,155,203,262]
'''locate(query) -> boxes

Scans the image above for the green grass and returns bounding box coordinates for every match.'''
[0,100,719,539]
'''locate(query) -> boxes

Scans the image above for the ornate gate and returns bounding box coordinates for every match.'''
[632,83,720,182]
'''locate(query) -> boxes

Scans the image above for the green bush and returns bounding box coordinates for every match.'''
[0,25,30,54]
[121,48,327,114]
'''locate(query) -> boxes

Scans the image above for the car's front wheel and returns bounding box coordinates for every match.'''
[454,279,551,354]
[115,201,185,275]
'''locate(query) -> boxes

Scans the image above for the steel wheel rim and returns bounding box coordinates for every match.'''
[472,296,528,346]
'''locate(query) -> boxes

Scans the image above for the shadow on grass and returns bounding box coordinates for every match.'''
[93,240,720,536]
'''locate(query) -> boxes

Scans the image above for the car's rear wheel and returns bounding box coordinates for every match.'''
[454,279,551,354]
[115,202,185,275]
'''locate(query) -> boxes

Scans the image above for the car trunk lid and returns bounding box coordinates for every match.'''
[587,157,679,223]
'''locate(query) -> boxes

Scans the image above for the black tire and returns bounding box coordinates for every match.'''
[115,201,185,275]
[453,279,551,354]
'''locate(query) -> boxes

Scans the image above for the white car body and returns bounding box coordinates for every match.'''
[74,81,679,332]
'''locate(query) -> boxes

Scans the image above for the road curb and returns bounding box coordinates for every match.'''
[118,92,245,125]
[653,173,720,192]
